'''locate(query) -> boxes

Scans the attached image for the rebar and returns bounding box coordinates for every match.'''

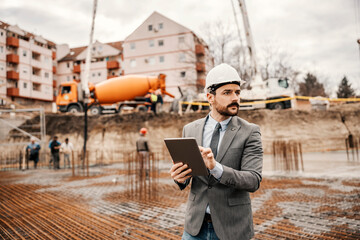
[272,140,304,172]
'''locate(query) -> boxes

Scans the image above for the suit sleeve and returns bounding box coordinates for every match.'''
[219,125,263,192]
[174,125,192,190]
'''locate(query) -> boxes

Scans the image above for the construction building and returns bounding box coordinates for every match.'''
[56,41,123,87]
[123,11,213,99]
[0,20,57,106]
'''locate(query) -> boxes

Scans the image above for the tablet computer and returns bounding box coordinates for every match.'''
[164,137,208,176]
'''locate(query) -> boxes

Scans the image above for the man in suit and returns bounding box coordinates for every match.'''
[170,63,263,240]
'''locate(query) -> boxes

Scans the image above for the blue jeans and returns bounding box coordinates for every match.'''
[182,222,220,240]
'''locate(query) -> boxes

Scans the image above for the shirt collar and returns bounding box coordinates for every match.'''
[208,113,232,131]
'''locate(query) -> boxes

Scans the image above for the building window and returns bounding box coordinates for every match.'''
[0,63,4,71]
[158,40,164,46]
[22,67,28,74]
[0,32,3,36]
[180,71,186,78]
[149,40,154,47]
[179,36,185,43]
[67,62,70,68]
[0,46,4,53]
[148,24,153,31]
[159,56,164,63]
[98,72,101,76]
[159,23,163,29]
[92,73,95,77]
[33,83,41,91]
[130,59,136,68]
[179,53,186,62]
[148,57,155,65]
[130,42,136,50]
[44,72,49,78]
[67,76,70,82]
[23,50,27,57]
[23,82,27,89]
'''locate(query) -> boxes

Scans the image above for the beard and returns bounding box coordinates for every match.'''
[213,101,239,116]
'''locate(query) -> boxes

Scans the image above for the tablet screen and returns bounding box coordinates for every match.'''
[164,137,208,176]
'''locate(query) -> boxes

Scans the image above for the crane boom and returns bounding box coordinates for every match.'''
[237,0,261,84]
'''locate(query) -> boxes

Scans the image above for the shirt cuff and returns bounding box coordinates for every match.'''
[209,162,223,180]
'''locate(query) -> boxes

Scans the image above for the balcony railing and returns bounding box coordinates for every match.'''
[195,44,205,56]
[53,80,57,88]
[7,71,19,80]
[107,75,117,79]
[53,66,56,74]
[6,37,19,48]
[196,62,206,72]
[7,88,19,97]
[106,60,120,69]
[52,51,56,60]
[73,65,81,73]
[6,54,19,64]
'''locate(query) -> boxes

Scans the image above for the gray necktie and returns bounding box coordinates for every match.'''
[210,123,221,159]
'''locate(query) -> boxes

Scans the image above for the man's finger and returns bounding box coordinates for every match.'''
[174,164,189,175]
[176,175,192,183]
[169,162,183,173]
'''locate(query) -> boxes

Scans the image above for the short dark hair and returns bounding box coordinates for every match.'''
[65,138,69,141]
[54,136,58,139]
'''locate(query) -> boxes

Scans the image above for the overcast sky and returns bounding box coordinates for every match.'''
[1,0,360,96]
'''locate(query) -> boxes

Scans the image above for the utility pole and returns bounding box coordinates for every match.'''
[82,0,98,168]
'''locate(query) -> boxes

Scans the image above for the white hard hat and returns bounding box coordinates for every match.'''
[205,63,245,92]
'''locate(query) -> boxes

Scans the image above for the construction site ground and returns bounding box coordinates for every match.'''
[1,102,360,239]
[1,158,359,240]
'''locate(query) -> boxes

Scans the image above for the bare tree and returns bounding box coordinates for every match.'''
[259,43,300,81]
[201,20,235,65]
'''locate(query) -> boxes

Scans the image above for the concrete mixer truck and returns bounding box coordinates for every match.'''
[56,74,174,115]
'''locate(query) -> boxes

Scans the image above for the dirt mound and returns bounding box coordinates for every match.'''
[10,103,360,153]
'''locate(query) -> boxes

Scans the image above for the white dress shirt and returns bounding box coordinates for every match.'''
[203,113,232,214]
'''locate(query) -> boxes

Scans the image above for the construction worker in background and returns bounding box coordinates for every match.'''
[49,136,61,169]
[136,128,150,177]
[145,90,159,114]
[170,63,263,240]
[26,137,41,169]
[61,138,73,169]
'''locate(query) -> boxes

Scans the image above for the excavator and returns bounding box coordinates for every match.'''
[56,73,174,115]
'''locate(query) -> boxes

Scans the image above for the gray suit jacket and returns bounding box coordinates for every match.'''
[179,116,263,240]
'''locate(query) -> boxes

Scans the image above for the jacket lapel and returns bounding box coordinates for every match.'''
[194,116,207,146]
[217,117,241,163]
[195,116,208,184]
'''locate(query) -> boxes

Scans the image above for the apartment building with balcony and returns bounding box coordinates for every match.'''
[123,11,213,100]
[0,20,57,106]
[56,41,123,88]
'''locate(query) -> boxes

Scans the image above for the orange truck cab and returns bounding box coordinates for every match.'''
[56,74,174,114]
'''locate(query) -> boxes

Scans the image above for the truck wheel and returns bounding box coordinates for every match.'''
[90,106,101,115]
[68,105,81,113]
[272,102,284,110]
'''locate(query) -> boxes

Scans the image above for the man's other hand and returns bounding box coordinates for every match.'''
[169,162,192,183]
[199,146,216,170]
